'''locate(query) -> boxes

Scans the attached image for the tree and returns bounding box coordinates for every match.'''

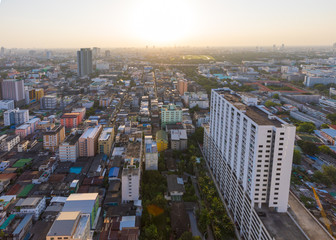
[321,123,329,129]
[264,100,280,108]
[319,145,332,155]
[142,224,160,240]
[327,113,336,124]
[297,122,316,133]
[297,140,319,156]
[179,232,193,240]
[293,149,302,165]
[272,93,280,99]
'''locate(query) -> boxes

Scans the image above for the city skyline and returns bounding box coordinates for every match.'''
[0,0,335,48]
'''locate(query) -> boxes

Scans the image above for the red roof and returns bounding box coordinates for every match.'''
[6,183,23,195]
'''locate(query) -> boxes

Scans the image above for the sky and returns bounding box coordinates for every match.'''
[0,0,335,48]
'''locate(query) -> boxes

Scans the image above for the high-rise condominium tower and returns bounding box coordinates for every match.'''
[203,88,299,240]
[77,48,93,77]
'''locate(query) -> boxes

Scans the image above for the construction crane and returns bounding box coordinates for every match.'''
[312,186,335,238]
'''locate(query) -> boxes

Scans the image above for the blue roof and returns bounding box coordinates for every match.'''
[70,167,82,174]
[13,215,32,235]
[321,129,336,138]
[109,167,120,178]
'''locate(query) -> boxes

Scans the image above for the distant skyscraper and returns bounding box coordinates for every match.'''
[92,47,100,58]
[105,50,111,57]
[0,47,4,56]
[77,48,93,77]
[1,79,25,102]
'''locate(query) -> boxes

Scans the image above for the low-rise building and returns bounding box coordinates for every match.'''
[59,133,81,162]
[98,127,114,156]
[0,100,14,110]
[99,97,111,107]
[43,125,65,152]
[156,130,168,152]
[62,193,99,229]
[15,197,46,220]
[161,104,182,128]
[79,125,103,157]
[60,113,81,128]
[170,130,187,151]
[15,118,40,138]
[167,175,185,201]
[121,162,140,203]
[321,129,336,145]
[4,109,29,126]
[17,140,29,152]
[40,95,57,109]
[12,214,33,240]
[46,211,91,240]
[0,135,20,152]
[72,108,86,123]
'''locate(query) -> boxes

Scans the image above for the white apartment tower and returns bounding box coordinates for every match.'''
[203,88,296,240]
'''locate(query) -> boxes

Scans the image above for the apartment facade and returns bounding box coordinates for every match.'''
[43,125,65,152]
[4,109,29,126]
[177,79,188,96]
[1,79,25,102]
[59,133,81,162]
[203,89,296,240]
[0,100,14,110]
[79,125,103,157]
[121,167,140,203]
[60,113,81,128]
[0,135,20,152]
[98,127,114,155]
[40,95,57,109]
[161,104,182,128]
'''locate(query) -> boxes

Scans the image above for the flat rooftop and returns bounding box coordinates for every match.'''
[63,133,81,145]
[67,193,98,201]
[99,127,113,141]
[257,206,307,240]
[215,89,285,127]
[80,126,101,139]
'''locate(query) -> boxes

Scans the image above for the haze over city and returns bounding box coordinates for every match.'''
[0,0,336,48]
[2,1,336,240]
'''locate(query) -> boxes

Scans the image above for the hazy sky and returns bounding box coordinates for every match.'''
[0,0,335,48]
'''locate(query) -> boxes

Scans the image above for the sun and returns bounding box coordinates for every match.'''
[130,0,194,45]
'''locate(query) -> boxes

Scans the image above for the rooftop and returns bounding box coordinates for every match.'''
[257,206,307,240]
[63,133,81,145]
[20,197,42,207]
[215,89,285,127]
[80,125,102,139]
[61,113,80,119]
[99,127,113,141]
[47,211,80,237]
[44,125,64,135]
[167,175,185,193]
[66,193,98,201]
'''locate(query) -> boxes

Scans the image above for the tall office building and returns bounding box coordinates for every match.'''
[203,88,298,240]
[0,47,4,56]
[77,48,93,77]
[1,79,25,102]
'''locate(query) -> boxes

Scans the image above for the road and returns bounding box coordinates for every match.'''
[187,211,203,238]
